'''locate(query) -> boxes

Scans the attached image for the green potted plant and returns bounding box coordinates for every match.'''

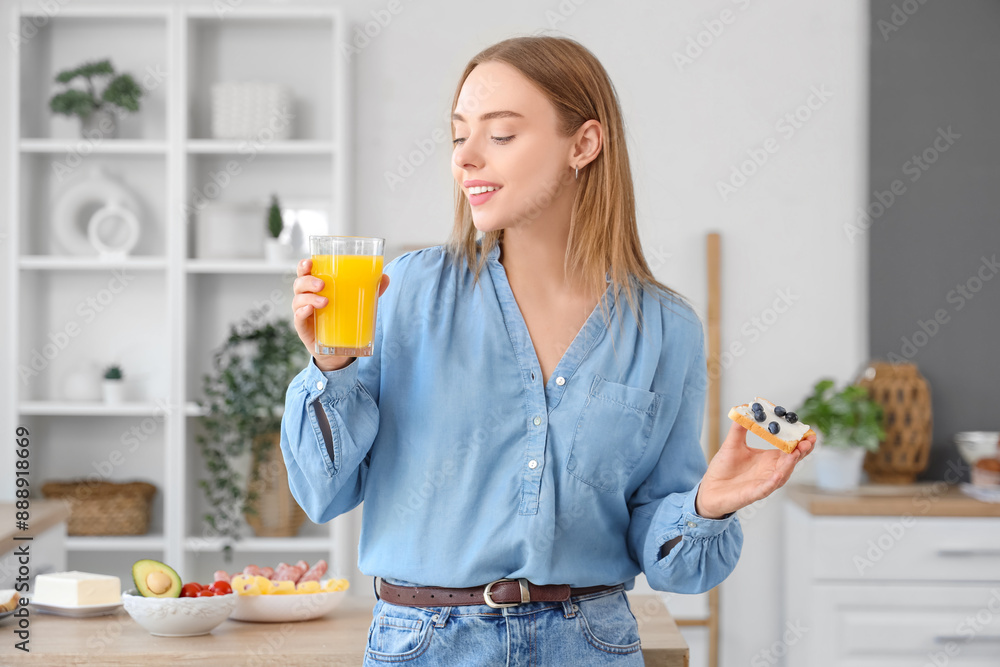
[196,314,309,560]
[264,194,286,263]
[101,363,125,404]
[796,379,886,491]
[49,59,143,139]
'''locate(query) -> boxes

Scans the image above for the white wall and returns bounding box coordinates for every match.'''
[0,1,868,664]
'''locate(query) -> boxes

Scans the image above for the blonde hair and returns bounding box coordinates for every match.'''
[445,35,691,338]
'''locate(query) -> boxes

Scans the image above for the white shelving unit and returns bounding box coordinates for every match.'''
[5,3,357,588]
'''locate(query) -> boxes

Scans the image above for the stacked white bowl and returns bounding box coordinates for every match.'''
[954,431,1000,466]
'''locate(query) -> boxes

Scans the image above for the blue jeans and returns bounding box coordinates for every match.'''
[363,584,644,665]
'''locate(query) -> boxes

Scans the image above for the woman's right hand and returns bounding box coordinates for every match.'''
[292,258,390,372]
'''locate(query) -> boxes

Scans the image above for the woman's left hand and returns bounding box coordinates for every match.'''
[694,421,816,519]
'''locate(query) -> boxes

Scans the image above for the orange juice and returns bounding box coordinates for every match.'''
[311,253,384,353]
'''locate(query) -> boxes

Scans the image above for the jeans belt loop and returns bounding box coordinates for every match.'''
[483,577,530,608]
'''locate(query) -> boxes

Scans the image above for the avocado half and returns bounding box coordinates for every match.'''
[132,559,182,598]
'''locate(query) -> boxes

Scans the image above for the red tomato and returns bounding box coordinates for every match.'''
[195,589,216,597]
[208,581,233,596]
[180,582,203,598]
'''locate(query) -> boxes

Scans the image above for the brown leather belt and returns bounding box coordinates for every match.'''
[378,577,620,608]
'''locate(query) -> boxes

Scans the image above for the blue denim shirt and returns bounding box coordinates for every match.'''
[280,241,742,594]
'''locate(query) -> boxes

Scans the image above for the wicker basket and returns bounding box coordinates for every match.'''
[856,361,933,484]
[41,480,156,536]
[244,432,306,538]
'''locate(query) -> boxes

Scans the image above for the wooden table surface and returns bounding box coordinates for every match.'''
[787,482,1000,517]
[1,593,687,666]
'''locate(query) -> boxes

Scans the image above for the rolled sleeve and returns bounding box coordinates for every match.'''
[279,356,380,524]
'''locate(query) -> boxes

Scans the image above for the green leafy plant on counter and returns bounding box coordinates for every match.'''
[796,379,886,452]
[49,59,143,119]
[103,364,124,380]
[196,315,308,560]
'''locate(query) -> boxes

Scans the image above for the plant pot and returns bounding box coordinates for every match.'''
[814,435,867,492]
[243,432,306,537]
[80,109,119,139]
[101,379,125,404]
[264,238,287,264]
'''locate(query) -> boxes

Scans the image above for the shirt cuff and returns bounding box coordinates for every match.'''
[681,479,737,537]
[299,356,359,403]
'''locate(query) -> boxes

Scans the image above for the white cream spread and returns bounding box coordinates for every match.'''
[734,396,811,442]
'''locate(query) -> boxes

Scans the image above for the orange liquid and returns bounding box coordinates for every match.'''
[311,254,384,352]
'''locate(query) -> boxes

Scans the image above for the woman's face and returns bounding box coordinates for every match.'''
[451,61,578,234]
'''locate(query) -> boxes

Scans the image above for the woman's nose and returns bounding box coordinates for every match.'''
[452,136,482,170]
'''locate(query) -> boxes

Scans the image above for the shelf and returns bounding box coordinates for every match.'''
[186,259,301,274]
[20,401,201,417]
[186,140,335,155]
[19,256,168,271]
[185,536,332,553]
[67,535,165,552]
[20,139,169,154]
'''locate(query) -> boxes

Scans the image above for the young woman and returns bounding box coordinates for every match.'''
[283,36,814,665]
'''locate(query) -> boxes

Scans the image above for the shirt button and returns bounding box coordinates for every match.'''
[528,460,538,469]
[533,416,541,426]
[555,376,565,386]
[316,381,324,390]
[686,521,698,528]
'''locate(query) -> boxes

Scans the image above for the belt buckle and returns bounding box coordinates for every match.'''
[483,578,530,609]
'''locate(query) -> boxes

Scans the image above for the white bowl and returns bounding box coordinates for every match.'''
[230,590,346,623]
[955,432,1000,465]
[122,589,237,637]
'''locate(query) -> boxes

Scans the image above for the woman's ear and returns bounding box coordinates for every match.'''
[571,119,603,170]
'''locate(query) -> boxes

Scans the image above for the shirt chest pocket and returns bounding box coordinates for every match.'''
[567,376,661,494]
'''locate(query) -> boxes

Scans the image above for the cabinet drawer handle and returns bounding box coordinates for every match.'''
[935,635,1000,644]
[935,549,1000,557]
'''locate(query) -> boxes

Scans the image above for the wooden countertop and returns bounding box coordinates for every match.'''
[787,482,1000,517]
[1,501,71,555]
[1,594,688,666]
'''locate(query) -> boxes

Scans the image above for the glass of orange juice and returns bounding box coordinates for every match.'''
[309,235,385,357]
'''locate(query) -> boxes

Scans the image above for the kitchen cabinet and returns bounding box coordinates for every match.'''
[783,483,1000,666]
[3,4,354,586]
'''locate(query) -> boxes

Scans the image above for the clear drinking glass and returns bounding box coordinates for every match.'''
[309,235,385,357]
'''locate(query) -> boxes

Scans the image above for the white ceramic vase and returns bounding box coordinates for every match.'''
[101,379,125,404]
[814,434,867,492]
[264,238,287,264]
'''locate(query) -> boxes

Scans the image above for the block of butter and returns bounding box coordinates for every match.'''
[33,571,121,606]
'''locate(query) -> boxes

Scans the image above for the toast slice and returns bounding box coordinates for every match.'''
[0,589,19,612]
[728,396,815,454]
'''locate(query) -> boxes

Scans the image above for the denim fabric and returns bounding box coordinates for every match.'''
[280,240,743,595]
[363,585,644,666]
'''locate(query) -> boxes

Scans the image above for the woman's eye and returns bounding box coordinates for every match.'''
[451,135,515,146]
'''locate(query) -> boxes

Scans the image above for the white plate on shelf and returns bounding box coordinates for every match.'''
[28,597,123,617]
[959,483,1000,504]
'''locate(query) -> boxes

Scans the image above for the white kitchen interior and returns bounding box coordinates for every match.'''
[1,1,998,665]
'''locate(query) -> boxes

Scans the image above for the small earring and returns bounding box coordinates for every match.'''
[575,166,579,180]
